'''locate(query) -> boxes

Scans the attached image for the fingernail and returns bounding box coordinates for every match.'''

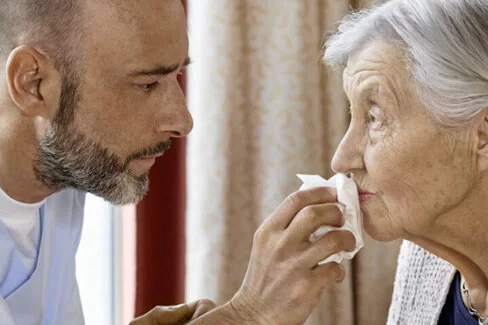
[169,303,186,310]
[336,203,346,214]
[336,203,346,225]
[348,234,357,251]
[336,264,346,283]
[198,299,214,307]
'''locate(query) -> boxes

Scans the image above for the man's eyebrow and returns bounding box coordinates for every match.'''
[129,57,192,77]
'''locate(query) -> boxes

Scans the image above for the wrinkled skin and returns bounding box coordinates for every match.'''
[332,40,488,317]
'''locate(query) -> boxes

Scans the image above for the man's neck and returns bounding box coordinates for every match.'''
[0,113,53,203]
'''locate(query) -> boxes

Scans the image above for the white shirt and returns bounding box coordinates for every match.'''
[0,187,44,276]
[0,188,86,325]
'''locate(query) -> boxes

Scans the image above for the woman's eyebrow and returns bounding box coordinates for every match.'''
[351,85,376,104]
[360,81,400,108]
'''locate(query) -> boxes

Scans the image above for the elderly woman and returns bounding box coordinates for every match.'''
[324,0,488,324]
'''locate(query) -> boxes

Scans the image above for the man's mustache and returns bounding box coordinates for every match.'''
[123,139,173,168]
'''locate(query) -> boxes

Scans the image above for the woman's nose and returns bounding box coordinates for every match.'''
[331,126,364,174]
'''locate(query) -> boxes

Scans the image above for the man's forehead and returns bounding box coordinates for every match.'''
[82,1,187,54]
[81,0,188,73]
[84,0,185,28]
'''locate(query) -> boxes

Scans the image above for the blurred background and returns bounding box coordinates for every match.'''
[76,1,401,324]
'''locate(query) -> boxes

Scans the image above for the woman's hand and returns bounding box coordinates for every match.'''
[229,186,356,325]
[129,300,216,325]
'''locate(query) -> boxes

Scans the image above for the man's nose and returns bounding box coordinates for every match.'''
[154,81,194,138]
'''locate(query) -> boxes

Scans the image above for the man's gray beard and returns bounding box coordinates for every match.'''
[32,70,170,205]
[34,123,150,205]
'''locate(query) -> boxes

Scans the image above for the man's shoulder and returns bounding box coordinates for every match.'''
[45,188,86,215]
[47,188,86,203]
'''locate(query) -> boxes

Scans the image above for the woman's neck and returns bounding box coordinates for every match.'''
[406,182,488,316]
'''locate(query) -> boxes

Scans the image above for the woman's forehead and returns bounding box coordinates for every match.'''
[343,41,409,94]
[344,41,405,78]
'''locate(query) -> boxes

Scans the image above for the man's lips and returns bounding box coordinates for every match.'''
[128,152,166,175]
[139,152,165,160]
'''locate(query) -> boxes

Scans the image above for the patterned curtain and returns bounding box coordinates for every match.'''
[186,1,401,324]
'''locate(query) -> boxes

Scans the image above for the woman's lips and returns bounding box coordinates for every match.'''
[359,193,375,204]
[357,188,375,204]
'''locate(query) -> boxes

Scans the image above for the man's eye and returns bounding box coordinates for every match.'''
[139,82,159,91]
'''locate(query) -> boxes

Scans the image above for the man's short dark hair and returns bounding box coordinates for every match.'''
[1,0,85,125]
[0,0,84,76]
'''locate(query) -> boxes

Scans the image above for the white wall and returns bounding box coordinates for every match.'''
[76,194,115,325]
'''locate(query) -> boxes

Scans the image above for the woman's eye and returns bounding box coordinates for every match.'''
[140,82,159,91]
[367,105,384,128]
[368,112,377,123]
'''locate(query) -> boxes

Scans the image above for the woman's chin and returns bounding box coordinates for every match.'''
[362,215,402,242]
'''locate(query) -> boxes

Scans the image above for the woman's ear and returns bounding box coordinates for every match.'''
[6,45,62,119]
[476,110,488,172]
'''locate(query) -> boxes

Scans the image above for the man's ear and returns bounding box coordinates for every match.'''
[476,109,488,173]
[6,45,61,119]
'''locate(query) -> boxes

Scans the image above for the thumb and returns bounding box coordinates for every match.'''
[152,304,193,324]
[190,299,217,320]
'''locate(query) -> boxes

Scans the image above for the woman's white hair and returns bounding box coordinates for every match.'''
[324,0,488,128]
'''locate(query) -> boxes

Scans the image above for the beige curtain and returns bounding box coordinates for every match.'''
[186,1,401,324]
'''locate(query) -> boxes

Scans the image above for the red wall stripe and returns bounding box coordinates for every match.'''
[134,0,188,315]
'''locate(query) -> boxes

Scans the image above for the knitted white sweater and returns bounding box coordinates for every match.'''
[387,240,456,325]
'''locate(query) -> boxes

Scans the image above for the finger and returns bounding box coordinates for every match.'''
[184,301,199,315]
[265,187,338,231]
[190,299,217,320]
[285,203,344,243]
[152,304,193,324]
[301,230,356,268]
[312,261,346,284]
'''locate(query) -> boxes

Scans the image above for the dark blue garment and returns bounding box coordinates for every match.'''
[438,272,478,324]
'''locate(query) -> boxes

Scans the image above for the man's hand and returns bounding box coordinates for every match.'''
[129,300,216,325]
[228,187,356,325]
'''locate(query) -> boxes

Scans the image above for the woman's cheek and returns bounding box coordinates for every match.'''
[364,136,396,180]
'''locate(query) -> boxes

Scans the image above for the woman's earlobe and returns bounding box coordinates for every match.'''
[478,115,488,148]
[476,114,488,172]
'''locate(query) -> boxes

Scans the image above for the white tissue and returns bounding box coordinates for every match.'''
[296,174,364,265]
